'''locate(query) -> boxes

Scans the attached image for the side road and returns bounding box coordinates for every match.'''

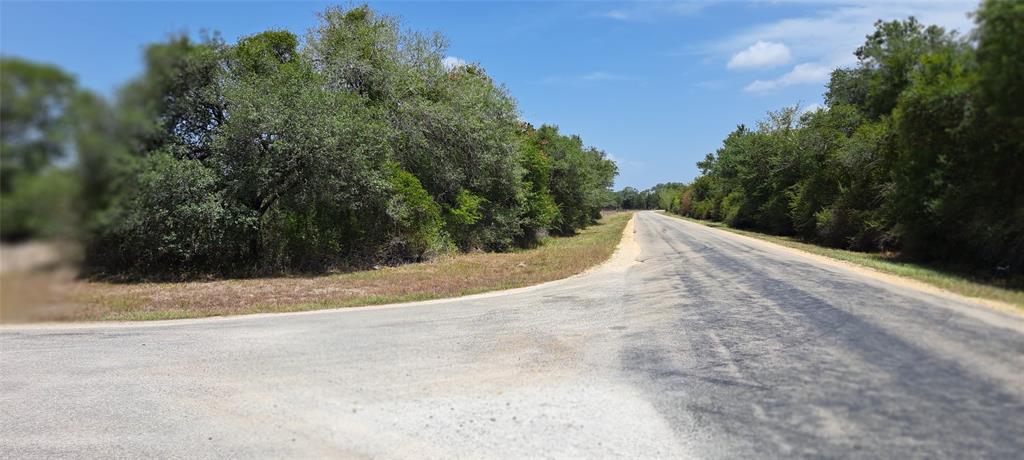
[1,211,1021,458]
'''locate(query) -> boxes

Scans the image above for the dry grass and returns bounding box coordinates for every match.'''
[0,212,632,322]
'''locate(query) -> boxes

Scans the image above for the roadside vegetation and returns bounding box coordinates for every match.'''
[1,212,630,322]
[1,5,617,281]
[616,1,1023,301]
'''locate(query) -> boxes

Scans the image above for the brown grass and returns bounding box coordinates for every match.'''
[0,212,632,322]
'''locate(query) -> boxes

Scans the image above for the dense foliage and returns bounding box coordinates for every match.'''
[621,1,1023,276]
[0,5,617,278]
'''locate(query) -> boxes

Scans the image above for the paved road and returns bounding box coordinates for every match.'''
[2,211,1022,458]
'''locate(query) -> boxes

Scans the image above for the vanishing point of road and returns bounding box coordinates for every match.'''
[2,211,1022,458]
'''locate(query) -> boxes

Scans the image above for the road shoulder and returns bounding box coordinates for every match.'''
[651,211,1023,322]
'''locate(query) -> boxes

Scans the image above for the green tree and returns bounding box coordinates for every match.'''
[528,125,616,234]
[77,4,621,277]
[86,153,255,276]
[0,58,77,240]
[0,58,75,191]
[832,18,954,119]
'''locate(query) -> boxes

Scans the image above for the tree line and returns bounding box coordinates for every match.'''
[617,0,1022,276]
[0,5,617,278]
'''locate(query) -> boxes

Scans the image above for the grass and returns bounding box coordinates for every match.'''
[1,212,632,322]
[658,212,1024,309]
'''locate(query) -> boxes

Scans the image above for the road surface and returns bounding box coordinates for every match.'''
[2,211,1022,458]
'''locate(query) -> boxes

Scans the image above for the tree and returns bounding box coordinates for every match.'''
[74,4,620,277]
[0,58,77,240]
[527,125,616,234]
[0,58,76,190]
[678,5,1024,276]
[890,0,1024,271]
[847,18,954,118]
[86,153,254,276]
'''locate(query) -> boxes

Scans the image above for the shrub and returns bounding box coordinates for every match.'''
[0,169,78,241]
[85,154,256,277]
[383,165,449,261]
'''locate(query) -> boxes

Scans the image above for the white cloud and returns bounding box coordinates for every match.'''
[717,2,975,60]
[601,2,706,22]
[799,102,824,114]
[541,71,642,85]
[727,41,792,70]
[442,56,467,70]
[581,71,630,81]
[607,152,647,170]
[705,1,978,93]
[744,62,832,92]
[603,10,631,21]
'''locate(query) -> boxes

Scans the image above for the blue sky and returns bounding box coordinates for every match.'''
[1,1,979,189]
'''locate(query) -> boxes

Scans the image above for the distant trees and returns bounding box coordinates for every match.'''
[0,59,79,241]
[522,125,617,235]
[656,0,1024,275]
[0,5,617,278]
[613,183,686,212]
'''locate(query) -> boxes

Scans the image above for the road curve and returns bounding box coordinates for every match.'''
[2,211,1022,458]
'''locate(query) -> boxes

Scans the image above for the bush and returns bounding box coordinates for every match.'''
[85,154,256,277]
[383,165,449,261]
[0,169,78,241]
[445,189,487,250]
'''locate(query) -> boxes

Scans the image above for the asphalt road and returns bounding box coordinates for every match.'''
[2,211,1022,458]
